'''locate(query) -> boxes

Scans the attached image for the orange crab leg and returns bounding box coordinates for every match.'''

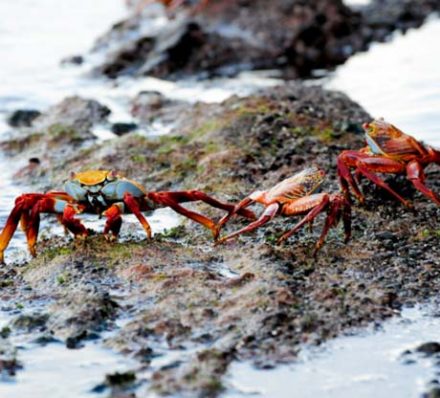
[277,193,351,255]
[338,151,411,206]
[27,197,87,256]
[216,197,255,234]
[102,203,123,239]
[216,202,280,244]
[338,151,366,203]
[314,194,351,255]
[148,191,218,238]
[124,193,152,238]
[407,160,440,205]
[148,191,255,239]
[354,157,409,207]
[277,193,330,245]
[0,194,46,262]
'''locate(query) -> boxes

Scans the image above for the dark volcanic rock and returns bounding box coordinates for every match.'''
[362,0,440,41]
[94,0,365,80]
[60,55,84,66]
[417,342,440,356]
[111,122,138,136]
[7,109,41,127]
[92,0,439,80]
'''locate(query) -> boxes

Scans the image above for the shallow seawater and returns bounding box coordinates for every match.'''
[326,17,440,148]
[0,307,139,398]
[227,304,440,398]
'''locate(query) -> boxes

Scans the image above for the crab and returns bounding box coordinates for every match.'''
[0,170,255,263]
[215,166,351,255]
[338,118,440,207]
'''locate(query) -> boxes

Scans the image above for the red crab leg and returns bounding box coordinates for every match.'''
[337,151,366,203]
[0,194,41,263]
[124,193,152,238]
[216,197,255,234]
[148,191,255,239]
[354,157,410,207]
[339,151,410,206]
[27,197,87,256]
[103,204,123,239]
[406,160,440,205]
[277,193,330,245]
[216,202,280,244]
[314,194,351,256]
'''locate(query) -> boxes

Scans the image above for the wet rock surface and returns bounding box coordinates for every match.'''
[92,0,439,80]
[7,110,41,128]
[0,96,111,183]
[0,82,439,396]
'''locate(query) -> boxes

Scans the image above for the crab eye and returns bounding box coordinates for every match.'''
[107,171,117,181]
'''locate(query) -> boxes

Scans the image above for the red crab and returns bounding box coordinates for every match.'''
[215,166,351,255]
[0,170,254,263]
[338,119,440,207]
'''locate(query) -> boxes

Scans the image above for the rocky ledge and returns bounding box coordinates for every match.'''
[0,82,439,396]
[90,0,440,80]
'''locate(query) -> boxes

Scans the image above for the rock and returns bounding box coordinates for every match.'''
[131,91,168,116]
[106,371,136,386]
[0,339,22,377]
[12,313,49,333]
[7,109,41,127]
[92,0,439,80]
[93,0,365,80]
[362,0,440,41]
[111,122,138,136]
[33,96,111,136]
[60,55,84,66]
[423,387,440,398]
[1,82,439,397]
[416,342,440,356]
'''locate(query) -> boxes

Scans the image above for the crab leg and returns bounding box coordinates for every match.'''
[0,195,41,263]
[277,193,330,245]
[27,197,87,256]
[148,191,218,238]
[148,191,254,239]
[406,160,440,205]
[216,202,280,244]
[314,194,351,255]
[216,197,255,233]
[354,158,410,207]
[123,193,152,238]
[103,203,124,240]
[337,151,366,203]
[339,151,411,206]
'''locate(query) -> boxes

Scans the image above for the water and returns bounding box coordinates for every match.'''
[326,18,440,148]
[227,304,440,398]
[0,308,139,398]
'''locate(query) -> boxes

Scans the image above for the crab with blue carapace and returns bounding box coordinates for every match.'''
[0,170,255,263]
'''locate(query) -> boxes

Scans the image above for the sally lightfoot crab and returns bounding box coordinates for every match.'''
[0,170,255,262]
[215,167,351,255]
[338,119,440,207]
